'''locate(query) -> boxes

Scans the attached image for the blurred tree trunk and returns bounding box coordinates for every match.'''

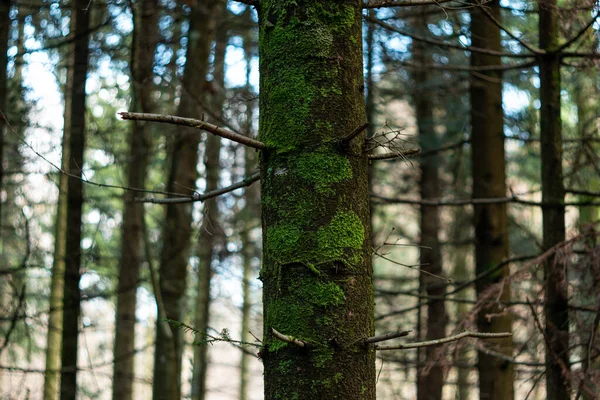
[0,0,8,394]
[259,2,375,398]
[470,1,514,399]
[539,1,569,399]
[190,5,227,399]
[239,11,259,398]
[112,0,159,398]
[413,11,446,400]
[0,0,7,227]
[59,0,90,398]
[152,2,220,399]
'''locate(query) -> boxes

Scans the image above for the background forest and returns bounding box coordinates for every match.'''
[0,0,599,399]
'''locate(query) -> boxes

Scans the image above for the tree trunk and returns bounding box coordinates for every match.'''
[112,0,158,398]
[44,21,70,400]
[0,0,8,228]
[413,12,446,400]
[152,2,220,399]
[259,2,375,399]
[240,14,259,398]
[59,0,90,398]
[470,1,514,399]
[539,1,569,399]
[190,6,226,398]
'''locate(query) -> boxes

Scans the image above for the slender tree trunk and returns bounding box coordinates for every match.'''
[259,2,375,398]
[44,19,70,400]
[112,0,158,398]
[0,0,9,394]
[0,0,8,229]
[190,7,227,398]
[470,1,514,399]
[152,2,220,399]
[539,1,569,399]
[239,14,259,398]
[59,0,90,398]
[413,12,446,400]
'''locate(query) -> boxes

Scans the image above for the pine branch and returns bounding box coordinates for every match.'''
[375,331,512,350]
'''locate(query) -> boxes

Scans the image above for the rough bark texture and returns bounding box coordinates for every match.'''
[59,0,90,398]
[112,0,158,398]
[190,8,226,398]
[259,2,375,399]
[413,13,446,400]
[539,1,569,398]
[152,2,219,399]
[470,1,515,399]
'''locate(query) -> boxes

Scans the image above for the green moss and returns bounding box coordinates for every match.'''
[297,280,345,307]
[267,224,303,260]
[313,346,335,368]
[317,211,364,260]
[295,152,352,194]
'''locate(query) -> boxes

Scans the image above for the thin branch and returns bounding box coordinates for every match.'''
[368,148,420,161]
[342,122,369,146]
[136,172,260,204]
[363,0,454,9]
[364,330,412,344]
[394,59,537,72]
[271,328,310,348]
[556,10,600,53]
[368,16,533,58]
[479,5,543,55]
[0,285,27,357]
[372,193,600,207]
[118,112,266,150]
[375,331,512,350]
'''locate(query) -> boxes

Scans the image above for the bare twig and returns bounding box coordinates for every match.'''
[136,172,260,204]
[368,148,420,161]
[372,193,600,207]
[271,328,309,348]
[478,5,543,55]
[342,122,369,146]
[363,0,454,8]
[118,112,266,150]
[368,16,533,58]
[375,331,512,350]
[365,330,412,344]
[556,10,600,53]
[0,285,27,356]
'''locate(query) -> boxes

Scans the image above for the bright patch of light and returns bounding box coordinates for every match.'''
[503,84,530,113]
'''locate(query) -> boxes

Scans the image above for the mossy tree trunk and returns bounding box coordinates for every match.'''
[469,1,514,399]
[190,4,226,398]
[112,0,158,398]
[413,12,446,400]
[259,1,375,399]
[539,1,569,399]
[152,2,219,399]
[59,0,90,398]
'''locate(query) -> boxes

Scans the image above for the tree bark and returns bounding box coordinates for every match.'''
[152,2,220,399]
[112,0,158,398]
[470,1,514,399]
[539,1,569,399]
[190,5,226,398]
[59,0,90,398]
[259,2,375,399]
[413,12,446,400]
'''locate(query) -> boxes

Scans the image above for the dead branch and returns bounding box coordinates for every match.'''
[136,172,260,204]
[118,112,266,150]
[271,328,310,348]
[364,330,412,344]
[375,331,512,350]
